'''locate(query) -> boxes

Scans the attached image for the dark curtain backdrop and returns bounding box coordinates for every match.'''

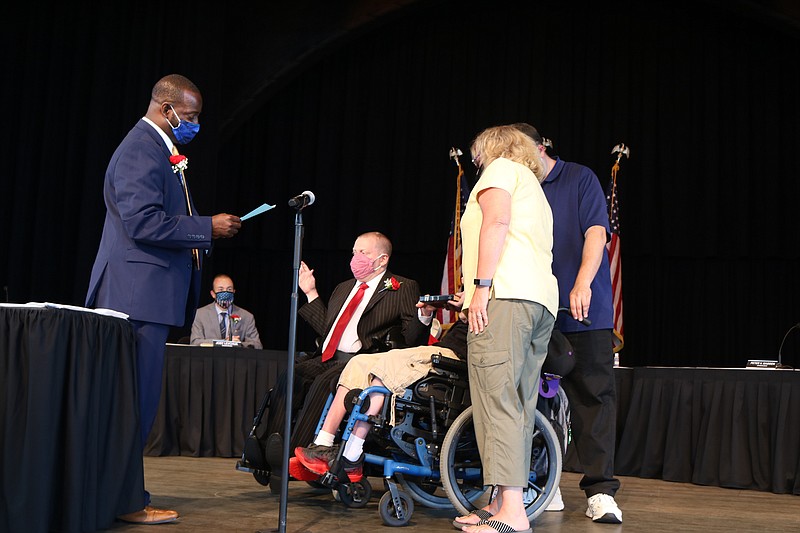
[3,0,800,367]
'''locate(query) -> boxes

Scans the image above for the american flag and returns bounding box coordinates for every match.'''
[607,145,627,350]
[439,148,471,325]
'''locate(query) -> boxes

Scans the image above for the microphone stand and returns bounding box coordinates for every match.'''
[776,322,798,370]
[277,203,307,532]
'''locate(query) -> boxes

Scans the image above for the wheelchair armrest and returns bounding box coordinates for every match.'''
[431,353,467,375]
[363,325,404,353]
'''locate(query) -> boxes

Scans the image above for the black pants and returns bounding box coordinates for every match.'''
[258,351,354,461]
[561,329,620,498]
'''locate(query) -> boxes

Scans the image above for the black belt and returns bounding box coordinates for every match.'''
[330,350,357,363]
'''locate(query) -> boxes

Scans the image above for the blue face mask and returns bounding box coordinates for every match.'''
[167,105,200,145]
[215,291,234,309]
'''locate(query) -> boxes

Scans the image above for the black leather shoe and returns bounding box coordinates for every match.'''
[266,433,284,494]
[235,435,271,486]
[243,435,268,469]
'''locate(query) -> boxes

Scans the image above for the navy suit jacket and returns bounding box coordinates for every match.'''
[298,270,429,355]
[86,119,213,327]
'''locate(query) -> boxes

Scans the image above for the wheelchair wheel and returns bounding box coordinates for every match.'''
[439,406,492,514]
[397,473,454,509]
[379,490,414,527]
[440,406,562,520]
[337,480,373,508]
[524,409,562,519]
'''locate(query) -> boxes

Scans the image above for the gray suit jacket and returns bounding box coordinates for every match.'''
[190,302,263,349]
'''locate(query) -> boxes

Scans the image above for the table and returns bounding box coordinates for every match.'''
[0,305,144,533]
[565,366,800,495]
[144,344,287,457]
[145,346,800,495]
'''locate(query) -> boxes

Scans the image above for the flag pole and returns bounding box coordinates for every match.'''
[435,148,466,328]
[449,147,464,293]
[608,143,629,221]
[609,143,630,354]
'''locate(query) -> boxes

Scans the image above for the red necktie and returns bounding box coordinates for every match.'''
[321,282,368,362]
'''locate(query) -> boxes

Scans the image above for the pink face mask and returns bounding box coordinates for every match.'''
[350,253,385,280]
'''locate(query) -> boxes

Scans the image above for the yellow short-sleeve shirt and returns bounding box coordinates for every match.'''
[460,157,559,318]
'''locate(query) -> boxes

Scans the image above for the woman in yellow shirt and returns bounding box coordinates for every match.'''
[454,125,558,533]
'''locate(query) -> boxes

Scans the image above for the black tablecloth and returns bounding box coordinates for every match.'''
[565,366,800,495]
[0,306,144,533]
[144,345,287,457]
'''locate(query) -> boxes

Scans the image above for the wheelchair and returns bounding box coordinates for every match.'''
[305,350,566,526]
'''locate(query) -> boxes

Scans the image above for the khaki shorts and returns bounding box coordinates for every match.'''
[467,298,553,487]
[338,345,459,393]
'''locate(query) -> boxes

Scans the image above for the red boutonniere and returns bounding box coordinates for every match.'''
[380,277,402,292]
[230,314,241,325]
[169,154,189,174]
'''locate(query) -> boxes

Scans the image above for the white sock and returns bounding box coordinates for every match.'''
[343,435,365,462]
[314,430,335,448]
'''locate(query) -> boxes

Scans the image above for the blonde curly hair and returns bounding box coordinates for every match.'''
[470,125,545,182]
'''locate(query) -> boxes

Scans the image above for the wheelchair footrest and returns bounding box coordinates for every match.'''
[235,460,268,477]
[319,471,338,487]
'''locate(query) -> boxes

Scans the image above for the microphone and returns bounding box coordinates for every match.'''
[776,322,799,369]
[288,190,315,208]
[557,306,591,327]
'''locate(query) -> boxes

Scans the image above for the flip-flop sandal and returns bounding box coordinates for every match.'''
[473,519,533,533]
[452,509,494,529]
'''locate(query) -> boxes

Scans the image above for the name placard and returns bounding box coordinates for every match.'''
[746,359,779,369]
[213,340,242,348]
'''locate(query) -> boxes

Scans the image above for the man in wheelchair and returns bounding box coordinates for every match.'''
[237,231,432,487]
[294,296,468,481]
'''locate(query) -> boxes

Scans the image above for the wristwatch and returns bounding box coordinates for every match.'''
[473,278,493,288]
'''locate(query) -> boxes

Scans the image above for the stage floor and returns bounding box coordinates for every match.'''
[98,456,799,532]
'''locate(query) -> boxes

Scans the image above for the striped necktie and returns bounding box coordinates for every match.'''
[172,145,200,270]
[220,312,228,340]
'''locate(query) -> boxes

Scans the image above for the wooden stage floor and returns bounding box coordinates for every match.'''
[101,456,799,532]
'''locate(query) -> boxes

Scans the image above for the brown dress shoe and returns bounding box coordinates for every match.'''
[117,505,179,525]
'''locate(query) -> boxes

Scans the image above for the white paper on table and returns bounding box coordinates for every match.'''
[23,302,131,319]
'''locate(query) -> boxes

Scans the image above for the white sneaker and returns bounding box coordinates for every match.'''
[545,487,564,511]
[585,493,622,523]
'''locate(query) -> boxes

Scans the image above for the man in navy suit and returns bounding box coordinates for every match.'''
[86,74,241,524]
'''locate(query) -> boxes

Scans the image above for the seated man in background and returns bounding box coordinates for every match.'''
[191,273,263,349]
[294,295,467,481]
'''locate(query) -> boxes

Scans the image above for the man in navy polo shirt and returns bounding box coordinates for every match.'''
[514,123,622,524]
